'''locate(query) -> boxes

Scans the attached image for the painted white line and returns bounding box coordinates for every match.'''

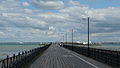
[71,53,98,68]
[61,47,98,68]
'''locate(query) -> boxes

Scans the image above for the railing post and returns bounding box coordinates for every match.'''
[13,54,16,62]
[25,51,27,54]
[10,57,12,64]
[6,55,9,68]
[18,52,21,61]
[2,60,5,68]
[117,51,119,67]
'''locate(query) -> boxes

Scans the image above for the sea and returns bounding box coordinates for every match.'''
[0,43,43,60]
[90,43,120,51]
[0,43,120,60]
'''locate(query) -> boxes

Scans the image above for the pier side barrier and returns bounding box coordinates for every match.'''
[0,43,51,68]
[63,45,120,68]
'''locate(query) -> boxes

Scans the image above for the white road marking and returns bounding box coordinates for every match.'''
[61,47,98,68]
[71,53,98,68]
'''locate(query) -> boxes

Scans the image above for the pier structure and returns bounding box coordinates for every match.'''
[0,43,120,68]
[29,44,113,68]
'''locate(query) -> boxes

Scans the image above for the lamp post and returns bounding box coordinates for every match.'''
[82,17,90,56]
[87,17,90,57]
[72,29,73,50]
[62,35,64,46]
[66,33,67,44]
[63,35,64,43]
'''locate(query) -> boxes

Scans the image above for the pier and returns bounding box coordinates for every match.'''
[29,44,112,68]
[1,43,119,68]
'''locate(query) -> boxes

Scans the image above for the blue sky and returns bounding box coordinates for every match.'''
[19,0,120,13]
[0,0,120,42]
[77,0,120,8]
[20,0,120,8]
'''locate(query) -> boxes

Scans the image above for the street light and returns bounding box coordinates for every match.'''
[87,17,90,57]
[63,35,64,43]
[72,29,73,50]
[82,17,90,57]
[66,33,67,44]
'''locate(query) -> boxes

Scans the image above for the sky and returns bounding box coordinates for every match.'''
[0,0,120,42]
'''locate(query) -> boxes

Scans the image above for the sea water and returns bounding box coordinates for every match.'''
[90,43,120,51]
[0,44,42,60]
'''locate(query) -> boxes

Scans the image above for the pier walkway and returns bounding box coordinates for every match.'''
[29,44,113,68]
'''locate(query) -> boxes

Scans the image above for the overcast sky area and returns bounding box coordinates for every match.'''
[0,0,120,42]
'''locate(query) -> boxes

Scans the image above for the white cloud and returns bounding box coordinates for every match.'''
[24,9,33,13]
[49,26,55,30]
[47,31,54,35]
[2,13,9,17]
[0,0,120,42]
[0,32,5,36]
[29,0,64,9]
[22,2,30,7]
[68,0,80,6]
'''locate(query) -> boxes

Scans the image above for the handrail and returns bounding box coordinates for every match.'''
[63,45,120,68]
[0,43,51,68]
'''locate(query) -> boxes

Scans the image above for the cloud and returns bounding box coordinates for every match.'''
[49,26,55,30]
[68,0,81,6]
[29,0,64,9]
[0,0,120,42]
[58,5,120,42]
[22,2,30,7]
[0,32,5,36]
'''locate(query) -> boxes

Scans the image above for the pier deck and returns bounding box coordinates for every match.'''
[29,44,113,68]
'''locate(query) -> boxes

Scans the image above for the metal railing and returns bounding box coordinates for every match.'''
[63,45,120,68]
[0,43,51,68]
